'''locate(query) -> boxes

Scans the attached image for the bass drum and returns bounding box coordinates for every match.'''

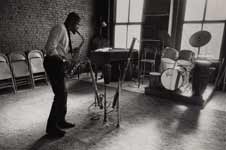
[161,66,186,91]
[160,58,176,73]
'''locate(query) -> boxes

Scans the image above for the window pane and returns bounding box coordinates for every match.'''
[181,23,202,56]
[127,25,141,49]
[129,0,144,22]
[116,0,129,23]
[205,0,226,20]
[114,25,127,48]
[200,23,224,59]
[184,0,205,21]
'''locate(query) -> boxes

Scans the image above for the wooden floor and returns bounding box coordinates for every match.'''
[0,77,225,150]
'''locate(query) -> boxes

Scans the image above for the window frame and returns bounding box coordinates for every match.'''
[113,0,143,49]
[181,0,226,60]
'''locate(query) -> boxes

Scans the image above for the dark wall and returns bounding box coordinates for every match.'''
[0,0,96,59]
[171,0,186,50]
[91,0,113,45]
[142,0,171,42]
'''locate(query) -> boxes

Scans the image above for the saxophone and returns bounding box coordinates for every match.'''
[65,30,85,77]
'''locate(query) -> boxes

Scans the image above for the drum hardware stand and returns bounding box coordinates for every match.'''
[85,58,121,127]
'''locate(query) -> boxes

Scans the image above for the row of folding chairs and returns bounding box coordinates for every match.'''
[0,50,48,93]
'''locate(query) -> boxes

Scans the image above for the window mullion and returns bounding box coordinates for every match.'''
[126,0,131,48]
[201,0,208,30]
[114,0,143,49]
[128,0,131,23]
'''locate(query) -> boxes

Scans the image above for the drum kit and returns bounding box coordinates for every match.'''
[160,48,194,91]
[158,30,211,91]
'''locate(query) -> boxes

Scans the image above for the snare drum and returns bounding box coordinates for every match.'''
[161,66,186,91]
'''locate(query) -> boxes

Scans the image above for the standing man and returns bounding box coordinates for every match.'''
[44,12,81,137]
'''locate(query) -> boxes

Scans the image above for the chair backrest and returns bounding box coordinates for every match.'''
[9,52,30,77]
[28,50,45,73]
[0,53,13,80]
[142,47,158,60]
[28,50,43,59]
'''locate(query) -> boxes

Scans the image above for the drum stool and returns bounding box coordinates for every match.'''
[149,72,161,89]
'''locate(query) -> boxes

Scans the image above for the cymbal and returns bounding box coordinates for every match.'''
[189,30,211,47]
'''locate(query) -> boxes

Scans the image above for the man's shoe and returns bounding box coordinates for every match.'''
[58,121,75,129]
[46,128,65,138]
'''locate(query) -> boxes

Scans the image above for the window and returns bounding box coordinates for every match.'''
[181,0,226,60]
[114,0,144,49]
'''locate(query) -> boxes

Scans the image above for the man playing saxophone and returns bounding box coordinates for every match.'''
[43,12,81,138]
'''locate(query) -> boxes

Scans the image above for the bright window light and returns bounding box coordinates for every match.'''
[114,0,143,49]
[116,0,129,23]
[127,25,141,49]
[205,0,226,20]
[200,23,224,59]
[184,0,205,21]
[129,0,144,22]
[114,25,127,48]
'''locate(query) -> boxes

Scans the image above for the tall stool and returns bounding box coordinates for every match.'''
[149,72,161,89]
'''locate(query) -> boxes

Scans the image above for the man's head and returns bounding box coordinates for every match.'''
[65,12,81,34]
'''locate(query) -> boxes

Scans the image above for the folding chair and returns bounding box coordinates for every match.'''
[9,52,33,90]
[28,50,48,86]
[0,53,16,93]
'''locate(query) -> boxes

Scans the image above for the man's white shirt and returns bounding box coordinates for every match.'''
[45,24,69,58]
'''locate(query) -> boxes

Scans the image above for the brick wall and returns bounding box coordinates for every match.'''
[0,0,96,60]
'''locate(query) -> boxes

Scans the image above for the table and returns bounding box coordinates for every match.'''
[90,48,139,81]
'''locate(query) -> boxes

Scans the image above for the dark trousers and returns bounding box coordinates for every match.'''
[43,55,67,131]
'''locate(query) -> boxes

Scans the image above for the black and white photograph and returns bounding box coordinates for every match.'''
[0,0,225,149]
